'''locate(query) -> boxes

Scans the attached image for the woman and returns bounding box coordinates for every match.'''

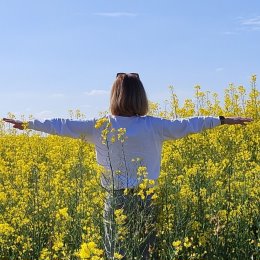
[3,73,252,259]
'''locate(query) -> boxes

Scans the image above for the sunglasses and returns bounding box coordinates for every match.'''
[116,73,139,78]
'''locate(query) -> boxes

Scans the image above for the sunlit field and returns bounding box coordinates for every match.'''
[0,76,259,260]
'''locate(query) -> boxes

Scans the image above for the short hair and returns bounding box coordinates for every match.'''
[110,74,149,116]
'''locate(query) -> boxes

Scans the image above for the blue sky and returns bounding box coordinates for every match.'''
[1,0,260,119]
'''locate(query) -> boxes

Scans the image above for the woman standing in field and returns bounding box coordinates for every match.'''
[3,73,252,259]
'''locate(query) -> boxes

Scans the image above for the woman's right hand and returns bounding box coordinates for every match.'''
[2,118,25,130]
[223,117,253,125]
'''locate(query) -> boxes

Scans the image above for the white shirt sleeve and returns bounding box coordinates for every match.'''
[162,116,221,141]
[28,118,96,143]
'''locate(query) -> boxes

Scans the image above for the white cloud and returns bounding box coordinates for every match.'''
[239,16,260,31]
[84,89,109,96]
[224,16,260,35]
[93,12,137,17]
[241,16,260,26]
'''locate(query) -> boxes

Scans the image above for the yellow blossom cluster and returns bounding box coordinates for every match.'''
[0,76,259,259]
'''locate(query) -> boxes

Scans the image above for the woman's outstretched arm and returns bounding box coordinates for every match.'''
[2,117,96,143]
[161,116,253,141]
[3,118,24,129]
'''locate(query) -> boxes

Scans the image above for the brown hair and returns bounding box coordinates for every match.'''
[110,74,149,116]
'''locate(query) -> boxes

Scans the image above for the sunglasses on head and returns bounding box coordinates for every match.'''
[116,73,139,78]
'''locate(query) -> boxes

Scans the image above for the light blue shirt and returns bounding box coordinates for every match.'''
[29,115,221,189]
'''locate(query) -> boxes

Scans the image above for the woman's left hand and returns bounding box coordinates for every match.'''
[2,118,25,130]
[223,117,253,125]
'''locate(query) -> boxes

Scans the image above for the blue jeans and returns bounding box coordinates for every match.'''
[103,189,159,260]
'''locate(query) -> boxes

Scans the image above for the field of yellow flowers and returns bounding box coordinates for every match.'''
[0,76,259,260]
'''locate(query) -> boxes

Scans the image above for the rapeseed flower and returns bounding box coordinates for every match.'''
[0,78,259,259]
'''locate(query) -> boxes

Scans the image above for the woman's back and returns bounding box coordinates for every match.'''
[95,115,163,189]
[94,114,221,189]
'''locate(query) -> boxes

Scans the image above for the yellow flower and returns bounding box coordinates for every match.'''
[114,252,124,259]
[1,78,259,259]
[172,240,182,247]
[0,223,15,236]
[251,74,256,83]
[95,117,109,129]
[76,241,103,259]
[183,237,192,248]
[115,209,127,225]
[52,240,64,251]
[199,235,207,246]
[137,166,147,178]
[56,207,70,220]
[117,128,127,143]
[151,193,158,200]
